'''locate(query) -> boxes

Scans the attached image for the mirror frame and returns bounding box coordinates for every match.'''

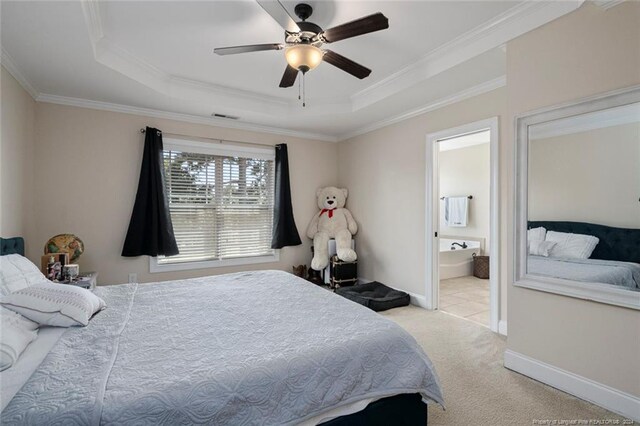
[514,85,640,310]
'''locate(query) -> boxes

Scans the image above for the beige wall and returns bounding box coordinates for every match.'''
[29,102,338,284]
[2,0,638,401]
[336,0,640,398]
[529,123,640,228]
[507,1,640,397]
[0,66,36,245]
[439,143,490,251]
[337,87,508,322]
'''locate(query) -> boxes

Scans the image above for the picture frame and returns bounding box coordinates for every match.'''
[41,253,70,280]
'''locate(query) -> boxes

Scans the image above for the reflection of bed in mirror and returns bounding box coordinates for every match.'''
[527,221,640,291]
[515,86,640,309]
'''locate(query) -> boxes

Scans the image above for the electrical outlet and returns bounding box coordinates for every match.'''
[128,273,137,284]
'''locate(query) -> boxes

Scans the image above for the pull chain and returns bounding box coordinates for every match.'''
[302,72,306,107]
[298,73,301,101]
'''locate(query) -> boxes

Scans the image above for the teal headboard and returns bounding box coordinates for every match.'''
[0,237,25,256]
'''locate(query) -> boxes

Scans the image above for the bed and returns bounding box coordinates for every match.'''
[527,221,640,291]
[0,237,443,425]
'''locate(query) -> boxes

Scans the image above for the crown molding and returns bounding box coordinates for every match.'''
[1,48,39,99]
[35,93,338,142]
[2,2,583,143]
[79,0,582,115]
[94,37,293,110]
[3,28,506,145]
[34,74,508,145]
[350,0,583,110]
[80,0,103,45]
[338,75,506,141]
[79,0,296,115]
[593,0,626,10]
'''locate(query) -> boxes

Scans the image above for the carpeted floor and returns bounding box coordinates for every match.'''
[380,305,627,426]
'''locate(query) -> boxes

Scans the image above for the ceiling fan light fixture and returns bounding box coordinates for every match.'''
[285,44,323,73]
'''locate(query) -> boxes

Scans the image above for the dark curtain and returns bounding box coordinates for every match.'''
[122,127,179,257]
[271,144,301,249]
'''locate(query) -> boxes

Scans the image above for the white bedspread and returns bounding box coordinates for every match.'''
[1,270,443,425]
[0,326,66,411]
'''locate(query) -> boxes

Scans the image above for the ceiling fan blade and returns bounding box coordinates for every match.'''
[279,65,299,88]
[256,0,300,33]
[321,13,389,43]
[214,43,283,56]
[322,50,371,79]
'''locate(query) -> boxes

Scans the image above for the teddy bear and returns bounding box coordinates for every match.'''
[306,186,358,271]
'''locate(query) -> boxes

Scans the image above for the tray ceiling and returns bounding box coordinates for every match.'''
[0,1,583,140]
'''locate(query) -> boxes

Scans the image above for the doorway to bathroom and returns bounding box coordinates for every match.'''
[425,118,500,332]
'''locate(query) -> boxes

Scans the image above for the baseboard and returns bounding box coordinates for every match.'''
[504,349,640,421]
[358,277,428,309]
[406,291,428,309]
[498,320,508,336]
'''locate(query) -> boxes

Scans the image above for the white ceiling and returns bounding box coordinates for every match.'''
[103,1,511,99]
[0,1,583,141]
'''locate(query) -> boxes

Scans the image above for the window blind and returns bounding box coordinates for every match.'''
[158,140,275,265]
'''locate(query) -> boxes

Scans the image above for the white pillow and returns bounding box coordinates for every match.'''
[0,254,48,296]
[0,314,38,371]
[0,282,106,327]
[528,227,546,243]
[529,240,557,257]
[545,231,599,259]
[0,306,38,331]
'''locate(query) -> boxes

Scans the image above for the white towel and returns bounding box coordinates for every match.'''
[444,196,469,227]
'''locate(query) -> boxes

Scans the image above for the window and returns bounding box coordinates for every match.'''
[150,138,277,272]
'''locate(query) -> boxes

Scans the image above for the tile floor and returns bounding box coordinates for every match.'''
[440,275,490,327]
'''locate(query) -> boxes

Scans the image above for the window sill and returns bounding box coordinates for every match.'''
[149,252,280,273]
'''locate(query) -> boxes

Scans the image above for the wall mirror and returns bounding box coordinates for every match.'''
[515,85,640,309]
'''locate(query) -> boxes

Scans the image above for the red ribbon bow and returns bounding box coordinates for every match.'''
[320,208,336,218]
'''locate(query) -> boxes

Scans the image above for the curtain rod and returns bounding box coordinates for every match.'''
[139,128,274,149]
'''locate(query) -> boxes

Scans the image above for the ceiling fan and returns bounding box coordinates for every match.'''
[214,1,389,105]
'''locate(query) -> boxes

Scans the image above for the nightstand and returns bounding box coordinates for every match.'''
[59,271,98,291]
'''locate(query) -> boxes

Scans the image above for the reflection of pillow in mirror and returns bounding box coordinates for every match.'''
[529,240,557,257]
[528,227,546,243]
[546,231,599,259]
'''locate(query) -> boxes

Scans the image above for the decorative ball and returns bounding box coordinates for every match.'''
[44,234,85,262]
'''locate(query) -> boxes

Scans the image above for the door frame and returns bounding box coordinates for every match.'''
[424,117,500,332]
